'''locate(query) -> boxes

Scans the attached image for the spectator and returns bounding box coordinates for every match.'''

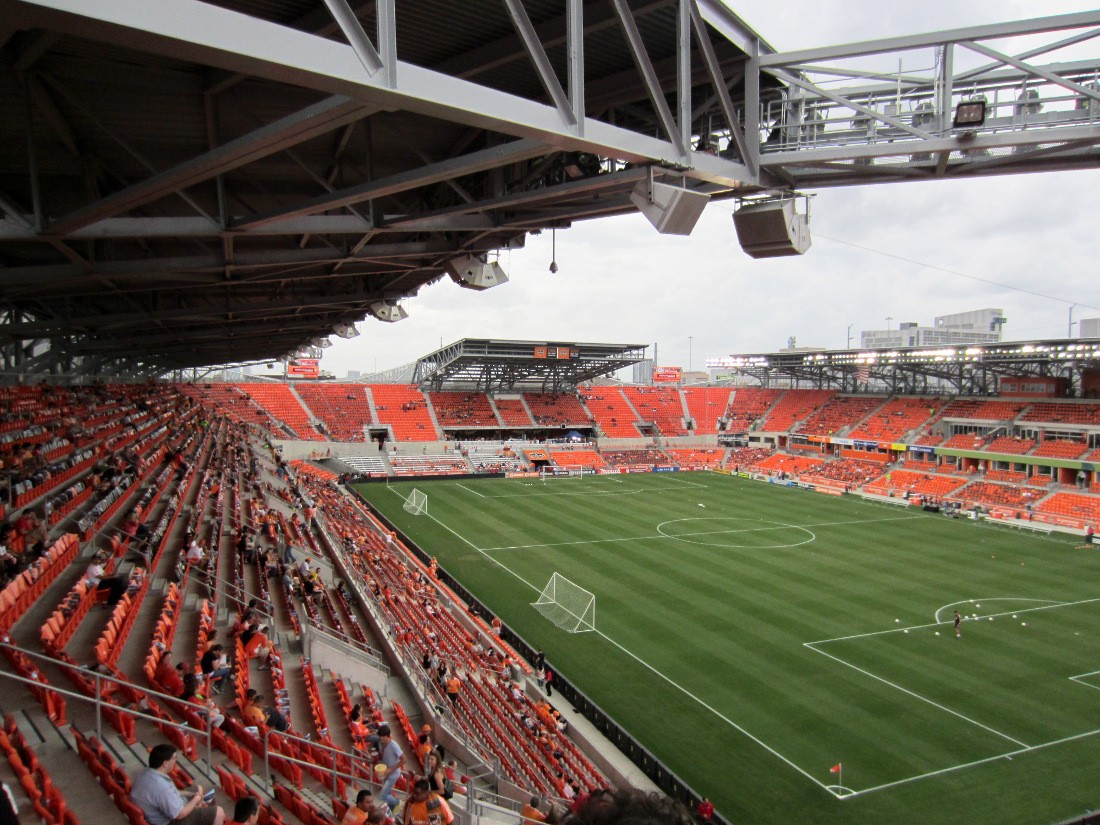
[130,743,226,825]
[153,651,186,697]
[376,725,406,811]
[696,798,714,822]
[565,788,693,825]
[521,797,546,824]
[200,644,233,693]
[341,789,382,825]
[401,779,453,825]
[445,674,461,705]
[83,553,106,587]
[243,694,266,727]
[230,797,260,825]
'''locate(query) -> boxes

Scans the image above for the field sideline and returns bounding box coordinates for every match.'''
[352,472,1100,825]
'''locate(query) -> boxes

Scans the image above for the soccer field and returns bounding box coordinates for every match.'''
[352,472,1100,825]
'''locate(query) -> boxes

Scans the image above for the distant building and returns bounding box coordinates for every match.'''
[632,359,655,384]
[347,370,361,379]
[861,308,1006,348]
[1080,318,1100,339]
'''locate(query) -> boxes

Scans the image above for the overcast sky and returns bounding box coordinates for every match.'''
[303,1,1100,380]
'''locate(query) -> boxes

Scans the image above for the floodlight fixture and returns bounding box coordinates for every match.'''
[447,254,509,291]
[310,337,333,348]
[333,322,360,339]
[369,300,409,323]
[953,99,987,128]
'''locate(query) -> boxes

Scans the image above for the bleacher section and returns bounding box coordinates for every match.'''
[724,388,781,432]
[548,450,605,469]
[986,436,1036,455]
[1036,491,1100,522]
[1032,439,1089,459]
[797,395,883,437]
[238,384,326,440]
[578,387,641,437]
[1020,402,1100,425]
[848,397,943,442]
[621,387,688,437]
[296,384,373,442]
[338,456,388,476]
[428,392,499,429]
[864,470,968,499]
[938,399,1028,422]
[370,385,439,441]
[682,388,730,435]
[752,453,825,476]
[524,393,592,427]
[494,398,534,428]
[760,389,834,432]
[949,482,1036,510]
[390,454,469,476]
[665,448,724,468]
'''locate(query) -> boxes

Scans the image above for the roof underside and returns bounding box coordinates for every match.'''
[0,0,777,376]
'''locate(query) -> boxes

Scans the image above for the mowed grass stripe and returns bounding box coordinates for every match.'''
[354,473,1100,825]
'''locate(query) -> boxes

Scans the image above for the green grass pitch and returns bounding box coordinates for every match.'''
[352,471,1100,825]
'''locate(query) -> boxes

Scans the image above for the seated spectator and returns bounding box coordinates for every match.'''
[696,798,714,822]
[239,623,272,667]
[423,752,450,799]
[341,789,384,825]
[264,700,288,733]
[242,694,266,727]
[401,779,453,825]
[231,797,260,825]
[154,651,186,697]
[130,743,226,825]
[200,644,233,694]
[84,552,107,587]
[181,673,225,729]
[522,797,546,824]
[185,540,206,564]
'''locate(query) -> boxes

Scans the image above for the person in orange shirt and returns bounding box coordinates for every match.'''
[402,779,453,825]
[445,675,460,705]
[243,694,266,727]
[341,790,381,825]
[520,798,546,824]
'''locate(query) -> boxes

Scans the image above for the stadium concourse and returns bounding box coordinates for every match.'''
[3,382,1100,825]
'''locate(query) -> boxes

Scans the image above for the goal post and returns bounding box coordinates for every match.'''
[403,488,428,515]
[531,572,596,633]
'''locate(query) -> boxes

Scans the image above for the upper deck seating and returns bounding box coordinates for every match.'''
[237,384,325,440]
[848,397,943,441]
[494,398,533,428]
[1032,439,1088,459]
[938,399,1027,422]
[295,383,373,442]
[759,390,834,433]
[724,388,782,432]
[522,393,591,427]
[429,392,499,429]
[601,449,666,467]
[577,387,640,437]
[682,388,730,435]
[370,385,439,441]
[1020,402,1100,425]
[621,387,688,437]
[943,433,987,450]
[798,395,883,437]
[986,436,1036,455]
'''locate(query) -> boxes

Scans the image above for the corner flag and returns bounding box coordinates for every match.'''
[830,763,842,774]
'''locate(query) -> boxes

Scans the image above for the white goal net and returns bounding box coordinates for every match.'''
[538,466,598,480]
[402,488,428,515]
[531,572,596,633]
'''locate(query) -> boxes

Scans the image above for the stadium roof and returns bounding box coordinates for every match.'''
[709,338,1100,395]
[412,338,646,393]
[2,3,1098,380]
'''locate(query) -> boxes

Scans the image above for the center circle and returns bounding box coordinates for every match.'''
[656,517,816,549]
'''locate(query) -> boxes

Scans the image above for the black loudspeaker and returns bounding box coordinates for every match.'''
[732,200,812,258]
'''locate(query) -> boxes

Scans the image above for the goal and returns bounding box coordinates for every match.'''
[538,466,597,480]
[531,572,596,633]
[402,488,428,516]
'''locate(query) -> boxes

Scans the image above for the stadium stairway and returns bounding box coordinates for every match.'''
[421,395,445,437]
[286,384,326,436]
[364,386,382,426]
[484,396,506,428]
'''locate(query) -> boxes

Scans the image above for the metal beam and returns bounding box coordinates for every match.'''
[233,138,549,230]
[502,0,576,127]
[48,96,374,234]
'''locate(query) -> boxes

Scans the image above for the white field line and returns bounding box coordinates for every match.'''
[809,596,1100,645]
[484,514,924,552]
[388,487,834,795]
[804,643,1029,748]
[846,725,1100,798]
[455,483,486,498]
[932,598,1063,624]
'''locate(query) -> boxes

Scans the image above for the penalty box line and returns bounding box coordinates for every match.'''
[390,487,838,798]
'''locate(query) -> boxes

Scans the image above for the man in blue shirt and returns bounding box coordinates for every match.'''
[131,743,226,825]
